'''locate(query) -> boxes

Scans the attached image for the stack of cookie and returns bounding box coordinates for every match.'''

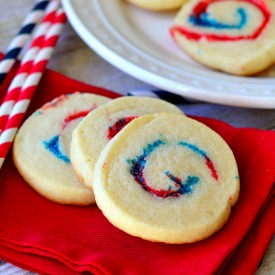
[13,92,239,244]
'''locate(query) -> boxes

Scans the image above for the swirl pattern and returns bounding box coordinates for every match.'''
[128,139,218,198]
[171,0,271,41]
[43,108,95,163]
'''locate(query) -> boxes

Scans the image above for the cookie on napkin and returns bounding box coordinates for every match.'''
[93,113,240,243]
[170,0,275,75]
[13,92,110,205]
[70,96,183,190]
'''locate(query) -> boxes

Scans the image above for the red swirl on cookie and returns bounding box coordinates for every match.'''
[107,116,137,140]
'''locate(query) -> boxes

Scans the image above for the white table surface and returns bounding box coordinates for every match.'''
[0,0,274,274]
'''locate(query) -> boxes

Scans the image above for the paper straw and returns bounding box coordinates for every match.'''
[0,8,66,169]
[0,0,60,135]
[0,0,50,86]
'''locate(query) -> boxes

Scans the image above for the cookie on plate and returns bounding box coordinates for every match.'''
[93,113,240,243]
[70,96,183,190]
[170,0,275,75]
[126,0,187,10]
[13,92,110,205]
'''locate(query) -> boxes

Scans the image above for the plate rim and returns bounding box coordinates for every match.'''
[61,0,275,109]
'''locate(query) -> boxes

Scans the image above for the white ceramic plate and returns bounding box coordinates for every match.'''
[61,0,275,108]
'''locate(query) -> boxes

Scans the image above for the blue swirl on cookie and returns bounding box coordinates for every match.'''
[189,6,247,29]
[127,139,218,198]
[43,135,70,163]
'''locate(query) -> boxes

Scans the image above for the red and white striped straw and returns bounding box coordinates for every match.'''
[0,8,66,168]
[0,0,50,85]
[0,0,60,135]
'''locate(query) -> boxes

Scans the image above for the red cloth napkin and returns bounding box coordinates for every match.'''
[0,64,274,275]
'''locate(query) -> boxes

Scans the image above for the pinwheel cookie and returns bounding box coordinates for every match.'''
[13,92,110,205]
[126,0,187,10]
[93,113,240,243]
[70,96,183,190]
[171,0,275,75]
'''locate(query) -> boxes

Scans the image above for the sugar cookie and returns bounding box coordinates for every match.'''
[70,96,183,190]
[13,92,110,205]
[126,0,187,11]
[170,0,275,75]
[93,113,239,243]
